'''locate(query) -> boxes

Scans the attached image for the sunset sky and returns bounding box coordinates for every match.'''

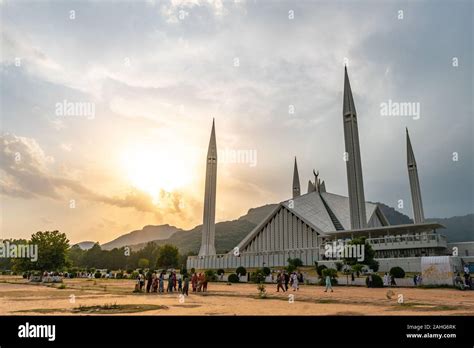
[1,0,472,245]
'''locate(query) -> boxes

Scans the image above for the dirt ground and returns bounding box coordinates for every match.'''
[0,276,472,316]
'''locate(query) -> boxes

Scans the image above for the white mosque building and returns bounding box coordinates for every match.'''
[187,67,473,273]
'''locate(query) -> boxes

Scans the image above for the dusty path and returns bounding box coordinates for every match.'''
[0,277,472,316]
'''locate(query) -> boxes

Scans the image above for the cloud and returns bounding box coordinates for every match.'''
[0,133,168,214]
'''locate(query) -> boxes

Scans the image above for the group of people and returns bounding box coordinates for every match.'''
[412,274,423,286]
[382,273,398,287]
[455,267,472,290]
[276,271,305,292]
[135,271,211,296]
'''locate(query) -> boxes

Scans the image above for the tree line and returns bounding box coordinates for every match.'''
[1,231,194,273]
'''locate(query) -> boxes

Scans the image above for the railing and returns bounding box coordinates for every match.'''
[318,233,447,255]
[366,233,447,250]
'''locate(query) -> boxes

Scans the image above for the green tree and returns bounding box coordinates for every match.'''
[155,244,179,269]
[352,263,364,276]
[344,237,378,271]
[138,258,150,269]
[319,268,338,286]
[13,231,70,273]
[316,265,327,277]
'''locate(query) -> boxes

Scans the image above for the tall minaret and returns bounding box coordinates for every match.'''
[343,67,367,229]
[406,128,425,224]
[292,157,301,198]
[198,119,217,256]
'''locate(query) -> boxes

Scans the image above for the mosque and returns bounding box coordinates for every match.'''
[187,67,473,273]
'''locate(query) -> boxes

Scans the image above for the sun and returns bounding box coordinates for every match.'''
[119,143,193,203]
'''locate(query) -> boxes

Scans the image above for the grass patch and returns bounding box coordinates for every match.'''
[13,308,69,314]
[388,303,461,312]
[315,299,340,304]
[72,303,168,314]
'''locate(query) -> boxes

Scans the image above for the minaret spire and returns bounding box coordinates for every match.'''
[406,128,425,224]
[343,67,367,229]
[292,157,301,198]
[198,119,217,256]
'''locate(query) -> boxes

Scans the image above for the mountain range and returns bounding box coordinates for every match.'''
[75,203,473,253]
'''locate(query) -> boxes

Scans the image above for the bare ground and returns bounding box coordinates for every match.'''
[0,276,472,316]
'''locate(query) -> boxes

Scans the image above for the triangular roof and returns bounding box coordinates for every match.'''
[233,191,390,253]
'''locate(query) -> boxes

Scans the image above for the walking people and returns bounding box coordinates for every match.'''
[172,271,177,291]
[324,274,333,292]
[159,271,165,293]
[276,272,285,292]
[182,275,190,296]
[167,271,174,292]
[390,274,397,286]
[197,273,204,292]
[416,274,422,285]
[413,274,418,286]
[291,272,299,291]
[383,273,389,287]
[178,274,183,292]
[191,272,198,292]
[152,273,158,293]
[284,271,290,291]
[146,271,153,293]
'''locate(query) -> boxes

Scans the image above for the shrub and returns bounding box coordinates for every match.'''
[286,258,303,273]
[116,272,124,279]
[262,267,271,276]
[318,268,338,285]
[217,269,225,276]
[316,265,327,277]
[335,262,343,272]
[389,266,405,278]
[204,269,217,282]
[94,271,102,279]
[369,260,380,272]
[365,274,383,288]
[228,274,239,283]
[236,266,247,276]
[250,269,265,283]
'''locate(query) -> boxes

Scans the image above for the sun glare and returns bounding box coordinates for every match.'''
[119,143,194,202]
